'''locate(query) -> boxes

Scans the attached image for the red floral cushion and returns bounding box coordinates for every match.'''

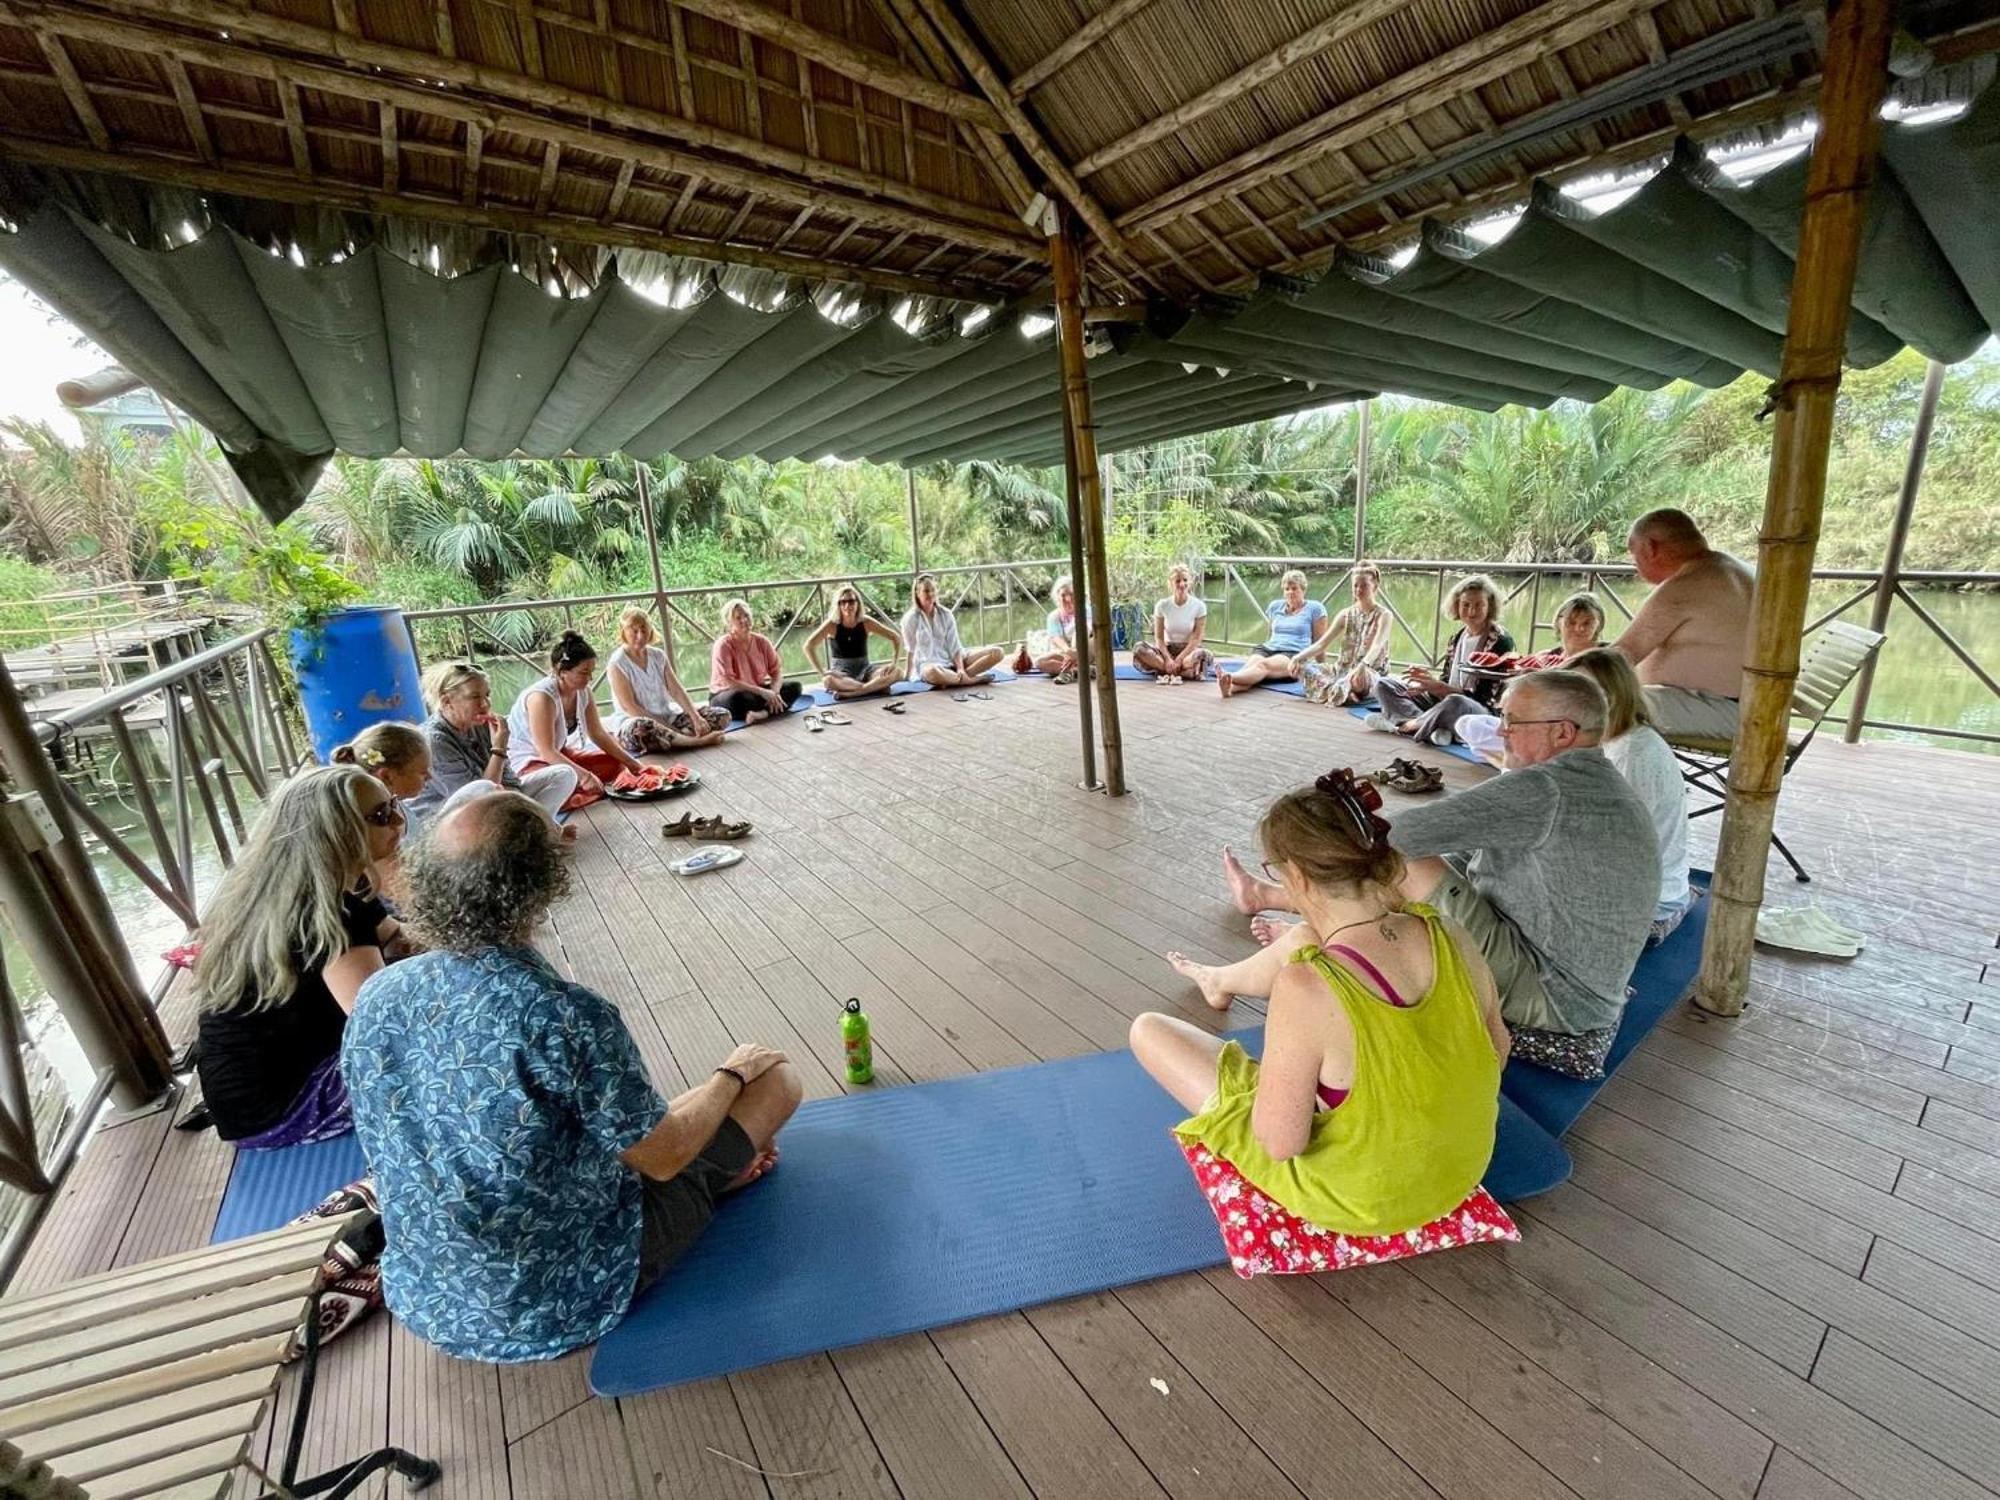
[1180,1142,1520,1278]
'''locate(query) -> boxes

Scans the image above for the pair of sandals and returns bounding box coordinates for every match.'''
[802,709,854,732]
[1369,758,1444,794]
[950,689,995,702]
[662,812,753,840]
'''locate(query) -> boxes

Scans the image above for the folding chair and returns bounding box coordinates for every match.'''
[0,1212,440,1500]
[1665,620,1885,885]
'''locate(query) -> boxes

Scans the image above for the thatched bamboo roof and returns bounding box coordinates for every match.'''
[0,1,1996,515]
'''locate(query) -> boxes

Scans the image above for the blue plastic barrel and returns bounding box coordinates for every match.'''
[289,605,427,764]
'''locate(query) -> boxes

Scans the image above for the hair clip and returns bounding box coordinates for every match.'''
[1314,767,1392,848]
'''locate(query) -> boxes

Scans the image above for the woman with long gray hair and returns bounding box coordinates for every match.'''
[192,764,410,1147]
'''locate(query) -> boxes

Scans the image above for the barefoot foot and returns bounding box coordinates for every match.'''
[1218,670,1236,698]
[1250,912,1299,947]
[1167,951,1233,1012]
[724,1146,779,1194]
[1221,844,1268,916]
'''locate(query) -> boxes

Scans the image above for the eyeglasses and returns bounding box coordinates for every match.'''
[364,799,406,828]
[1498,716,1576,734]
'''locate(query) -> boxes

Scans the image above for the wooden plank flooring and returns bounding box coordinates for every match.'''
[8,674,2000,1499]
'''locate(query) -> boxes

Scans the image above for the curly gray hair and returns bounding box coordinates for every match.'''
[402,792,571,951]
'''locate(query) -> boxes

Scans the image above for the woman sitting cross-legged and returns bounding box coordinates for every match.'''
[1452,591,1607,763]
[509,631,648,812]
[607,607,730,751]
[901,572,1008,688]
[1565,647,1693,946]
[1301,562,1392,706]
[1218,569,1333,697]
[710,598,803,723]
[1131,562,1212,683]
[1134,770,1509,1249]
[191,764,411,1148]
[1032,575,1084,682]
[1367,574,1514,745]
[805,585,903,699]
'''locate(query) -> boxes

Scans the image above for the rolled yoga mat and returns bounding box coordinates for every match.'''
[590,1029,1568,1395]
[1501,873,1711,1138]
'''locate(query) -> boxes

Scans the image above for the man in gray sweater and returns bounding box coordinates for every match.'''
[1219,670,1656,1044]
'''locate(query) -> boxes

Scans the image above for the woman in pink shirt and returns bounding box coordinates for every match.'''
[710,599,802,724]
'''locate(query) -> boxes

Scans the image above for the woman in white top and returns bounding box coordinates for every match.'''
[1032,575,1083,681]
[506,631,645,812]
[1131,563,1212,683]
[1567,647,1693,945]
[605,608,730,753]
[1301,562,1392,706]
[900,572,1006,687]
[804,585,904,699]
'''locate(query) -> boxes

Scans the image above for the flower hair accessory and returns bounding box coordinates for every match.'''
[1314,767,1392,849]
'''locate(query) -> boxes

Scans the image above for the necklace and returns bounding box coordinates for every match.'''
[1314,910,1401,944]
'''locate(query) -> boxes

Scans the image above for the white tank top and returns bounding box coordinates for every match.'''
[506,676,589,772]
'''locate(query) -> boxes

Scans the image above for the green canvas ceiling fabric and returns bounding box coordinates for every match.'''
[2,81,1997,522]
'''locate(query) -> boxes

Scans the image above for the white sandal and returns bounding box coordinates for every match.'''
[668,845,746,877]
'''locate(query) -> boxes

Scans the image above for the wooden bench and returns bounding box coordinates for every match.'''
[0,1213,439,1500]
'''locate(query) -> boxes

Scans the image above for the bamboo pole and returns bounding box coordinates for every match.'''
[1009,0,1165,97]
[1073,0,1420,177]
[1694,0,1895,1019]
[1050,208,1127,797]
[906,470,922,580]
[1843,357,1944,742]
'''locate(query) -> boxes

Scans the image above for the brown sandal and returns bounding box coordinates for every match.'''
[661,812,697,838]
[692,815,753,840]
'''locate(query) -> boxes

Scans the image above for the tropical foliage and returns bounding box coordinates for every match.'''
[1,345,1995,649]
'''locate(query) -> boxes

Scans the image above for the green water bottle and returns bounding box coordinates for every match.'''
[840,998,874,1085]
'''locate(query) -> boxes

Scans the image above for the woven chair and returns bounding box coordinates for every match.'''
[0,1212,440,1500]
[1665,619,1885,885]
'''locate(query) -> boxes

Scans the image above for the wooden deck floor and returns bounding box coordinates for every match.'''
[11,676,2000,1500]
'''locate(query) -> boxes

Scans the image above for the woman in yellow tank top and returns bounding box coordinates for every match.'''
[1132,770,1512,1237]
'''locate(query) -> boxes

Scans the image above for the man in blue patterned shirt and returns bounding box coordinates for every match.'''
[342,791,802,1362]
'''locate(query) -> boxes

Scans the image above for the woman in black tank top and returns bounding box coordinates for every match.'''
[806,586,905,699]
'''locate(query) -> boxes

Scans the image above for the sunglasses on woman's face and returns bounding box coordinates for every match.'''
[364,799,406,828]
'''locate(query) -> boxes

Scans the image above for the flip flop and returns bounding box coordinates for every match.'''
[667,844,745,876]
[804,712,824,732]
[819,709,854,725]
[950,692,972,702]
[970,690,993,701]
[882,701,907,714]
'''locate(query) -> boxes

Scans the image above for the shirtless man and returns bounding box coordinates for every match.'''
[1614,509,1754,742]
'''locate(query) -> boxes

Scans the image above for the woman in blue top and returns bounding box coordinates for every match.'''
[1220,569,1334,698]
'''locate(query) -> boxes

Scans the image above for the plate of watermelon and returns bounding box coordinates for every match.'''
[604,763,699,801]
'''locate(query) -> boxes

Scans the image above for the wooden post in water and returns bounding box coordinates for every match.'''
[1695,0,1895,1018]
[1843,357,1945,743]
[1050,207,1127,796]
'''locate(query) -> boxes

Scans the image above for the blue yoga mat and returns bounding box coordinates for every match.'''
[1215,658,1307,697]
[1501,874,1711,1138]
[1343,703,1486,765]
[210,1130,368,1243]
[591,1028,1569,1395]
